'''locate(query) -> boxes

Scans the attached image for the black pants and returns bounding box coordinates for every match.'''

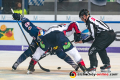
[88,30,116,67]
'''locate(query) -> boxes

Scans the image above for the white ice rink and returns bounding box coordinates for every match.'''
[0,51,120,80]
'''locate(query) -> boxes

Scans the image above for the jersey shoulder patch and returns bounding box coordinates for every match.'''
[91,17,96,21]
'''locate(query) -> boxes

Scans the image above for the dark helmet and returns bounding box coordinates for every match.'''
[79,9,90,18]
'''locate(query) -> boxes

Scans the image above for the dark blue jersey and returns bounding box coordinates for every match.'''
[21,17,41,40]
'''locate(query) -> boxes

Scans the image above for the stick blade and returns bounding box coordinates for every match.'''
[38,62,50,72]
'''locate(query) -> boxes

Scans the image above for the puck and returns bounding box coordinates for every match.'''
[57,67,61,70]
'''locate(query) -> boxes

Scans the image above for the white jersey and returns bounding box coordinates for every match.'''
[44,22,81,37]
[44,25,68,36]
[65,28,75,37]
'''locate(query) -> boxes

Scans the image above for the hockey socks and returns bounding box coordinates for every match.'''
[27,59,37,74]
[66,47,87,72]
[64,55,79,71]
[66,47,81,62]
[78,59,87,72]
[56,49,79,71]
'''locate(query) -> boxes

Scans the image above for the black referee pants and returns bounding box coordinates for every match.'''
[88,30,116,67]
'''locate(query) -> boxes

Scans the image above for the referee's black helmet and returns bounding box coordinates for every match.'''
[79,9,90,18]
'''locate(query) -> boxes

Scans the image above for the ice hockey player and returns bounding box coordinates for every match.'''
[76,9,116,73]
[12,13,85,73]
[12,40,79,71]
[26,25,87,74]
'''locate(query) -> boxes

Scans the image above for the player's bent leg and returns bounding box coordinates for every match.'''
[12,51,29,70]
[66,47,87,72]
[27,47,45,74]
[57,33,87,72]
[56,49,79,71]
[12,48,36,70]
[12,40,38,70]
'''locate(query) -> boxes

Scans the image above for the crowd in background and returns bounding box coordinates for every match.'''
[0,0,120,15]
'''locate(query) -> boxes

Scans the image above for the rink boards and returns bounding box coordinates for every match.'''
[0,19,120,53]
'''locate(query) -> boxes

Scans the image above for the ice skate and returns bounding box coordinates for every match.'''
[100,64,111,72]
[27,70,32,74]
[87,66,96,74]
[12,62,19,71]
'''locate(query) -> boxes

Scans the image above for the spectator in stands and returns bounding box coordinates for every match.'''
[13,2,27,15]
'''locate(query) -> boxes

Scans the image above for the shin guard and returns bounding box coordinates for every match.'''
[28,59,37,71]
[78,59,87,72]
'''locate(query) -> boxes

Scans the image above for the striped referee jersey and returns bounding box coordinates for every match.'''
[82,16,112,43]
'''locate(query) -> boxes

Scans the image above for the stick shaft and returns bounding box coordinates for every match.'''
[11,8,50,72]
[17,21,33,53]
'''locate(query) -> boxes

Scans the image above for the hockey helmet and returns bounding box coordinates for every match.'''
[79,9,90,18]
[37,29,45,41]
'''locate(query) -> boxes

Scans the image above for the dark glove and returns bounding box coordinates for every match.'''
[74,33,81,42]
[12,13,21,20]
[30,40,38,48]
[37,36,41,42]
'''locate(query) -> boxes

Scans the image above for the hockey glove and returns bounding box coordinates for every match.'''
[74,33,81,42]
[37,36,41,42]
[30,41,38,48]
[12,13,22,20]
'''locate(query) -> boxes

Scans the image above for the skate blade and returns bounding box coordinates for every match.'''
[89,70,96,74]
[84,71,89,75]
[27,70,32,74]
[101,69,111,72]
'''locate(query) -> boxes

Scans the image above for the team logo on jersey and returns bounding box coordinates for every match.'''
[38,30,41,36]
[25,22,30,27]
[28,26,32,30]
[69,71,76,78]
[38,30,45,36]
[53,46,58,50]
[40,41,45,48]
[63,42,71,50]
[65,42,67,45]
[91,17,96,21]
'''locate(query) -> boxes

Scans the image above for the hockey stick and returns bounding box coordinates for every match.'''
[11,8,50,72]
[17,21,50,72]
[71,40,75,43]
